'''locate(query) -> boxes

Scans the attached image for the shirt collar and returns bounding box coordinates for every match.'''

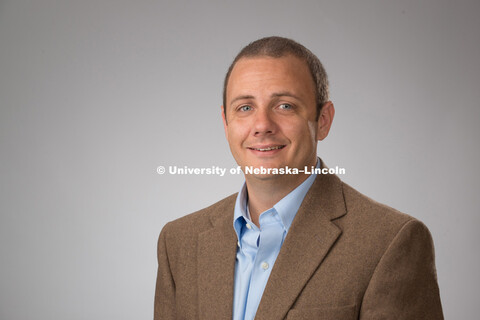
[233,158,320,240]
[233,183,249,239]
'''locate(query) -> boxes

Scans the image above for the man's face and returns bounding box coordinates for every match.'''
[223,55,331,180]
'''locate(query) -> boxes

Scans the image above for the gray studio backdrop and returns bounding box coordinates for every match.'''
[1,0,479,319]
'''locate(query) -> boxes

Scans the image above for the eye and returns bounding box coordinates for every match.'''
[239,105,252,112]
[278,103,293,110]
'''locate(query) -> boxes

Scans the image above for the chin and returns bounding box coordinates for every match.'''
[246,159,287,169]
[249,172,284,181]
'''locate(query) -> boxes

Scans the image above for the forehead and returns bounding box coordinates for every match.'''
[226,55,315,103]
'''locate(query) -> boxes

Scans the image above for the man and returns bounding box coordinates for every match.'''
[154,36,443,319]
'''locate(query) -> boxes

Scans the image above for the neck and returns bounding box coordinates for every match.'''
[245,173,310,227]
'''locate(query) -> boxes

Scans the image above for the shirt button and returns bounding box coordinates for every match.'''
[237,241,240,247]
[246,223,252,229]
[261,262,269,270]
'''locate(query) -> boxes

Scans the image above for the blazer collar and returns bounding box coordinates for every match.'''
[255,167,347,319]
[197,194,238,320]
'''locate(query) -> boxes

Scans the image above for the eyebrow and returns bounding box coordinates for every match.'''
[270,91,302,101]
[229,92,302,107]
[229,95,255,107]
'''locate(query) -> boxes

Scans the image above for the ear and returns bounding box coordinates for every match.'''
[316,101,335,141]
[221,105,228,139]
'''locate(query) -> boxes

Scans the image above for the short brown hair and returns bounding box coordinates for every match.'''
[222,36,329,119]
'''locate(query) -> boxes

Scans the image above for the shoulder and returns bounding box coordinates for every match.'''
[341,182,413,225]
[159,193,237,244]
[337,181,433,255]
[156,193,237,276]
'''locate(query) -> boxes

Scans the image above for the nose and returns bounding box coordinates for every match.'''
[253,108,276,136]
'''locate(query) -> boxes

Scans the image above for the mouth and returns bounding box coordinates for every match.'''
[247,145,286,152]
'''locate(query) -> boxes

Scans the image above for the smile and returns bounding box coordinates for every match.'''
[248,145,286,152]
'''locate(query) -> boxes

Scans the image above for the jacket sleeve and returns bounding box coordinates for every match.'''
[360,219,444,319]
[154,224,176,320]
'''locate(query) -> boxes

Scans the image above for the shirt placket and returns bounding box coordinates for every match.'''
[244,210,285,319]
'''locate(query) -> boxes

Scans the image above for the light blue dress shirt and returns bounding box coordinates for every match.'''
[232,160,320,320]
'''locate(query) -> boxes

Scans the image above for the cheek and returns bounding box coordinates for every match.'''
[227,122,249,146]
[283,119,317,144]
[307,121,318,140]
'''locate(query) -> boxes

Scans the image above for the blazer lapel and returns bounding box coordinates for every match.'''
[197,196,238,320]
[255,172,347,320]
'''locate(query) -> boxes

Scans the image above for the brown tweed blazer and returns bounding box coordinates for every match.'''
[154,171,443,319]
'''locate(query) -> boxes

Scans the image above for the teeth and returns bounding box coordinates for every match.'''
[252,146,284,151]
